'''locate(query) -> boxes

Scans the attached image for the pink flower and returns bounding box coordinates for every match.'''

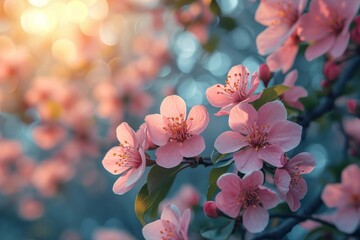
[274,152,315,211]
[215,171,279,233]
[258,63,273,87]
[321,164,360,233]
[145,95,209,168]
[281,70,308,110]
[93,228,136,240]
[102,122,147,195]
[206,65,260,116]
[142,204,191,240]
[298,0,360,61]
[255,0,307,56]
[215,101,302,173]
[203,201,219,218]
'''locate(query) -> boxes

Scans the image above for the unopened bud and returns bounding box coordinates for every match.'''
[347,99,360,116]
[320,80,331,89]
[203,201,218,218]
[351,16,360,45]
[259,63,273,87]
[323,61,341,81]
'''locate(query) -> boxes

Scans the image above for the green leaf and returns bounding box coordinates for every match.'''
[134,164,189,225]
[206,164,231,200]
[210,148,229,165]
[201,220,235,240]
[210,0,221,16]
[251,85,290,110]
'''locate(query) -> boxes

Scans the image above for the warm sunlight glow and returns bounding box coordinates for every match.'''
[66,1,88,23]
[52,39,78,65]
[28,0,49,8]
[20,9,57,35]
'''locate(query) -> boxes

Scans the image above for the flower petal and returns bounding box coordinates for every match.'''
[268,121,302,152]
[258,186,280,209]
[341,164,360,194]
[187,105,209,135]
[180,208,191,240]
[145,114,169,146]
[229,103,258,134]
[102,147,129,175]
[233,149,263,173]
[287,152,315,174]
[334,207,360,234]
[161,204,181,223]
[258,145,284,167]
[179,135,205,157]
[160,95,187,119]
[142,220,164,240]
[214,131,247,154]
[112,171,136,195]
[321,184,348,208]
[206,84,235,108]
[304,34,336,61]
[155,142,183,168]
[116,122,137,146]
[274,168,291,198]
[256,25,291,55]
[243,207,269,233]
[329,32,349,58]
[258,101,287,127]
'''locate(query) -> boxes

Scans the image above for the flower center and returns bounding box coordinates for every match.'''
[112,140,142,174]
[328,17,345,35]
[246,122,269,151]
[163,114,192,143]
[159,220,183,240]
[270,3,298,26]
[216,71,250,102]
[237,188,261,210]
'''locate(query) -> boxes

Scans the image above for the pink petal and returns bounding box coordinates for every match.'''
[217,173,243,192]
[286,192,301,212]
[179,135,205,157]
[233,149,263,173]
[341,164,360,194]
[243,207,269,233]
[304,34,336,61]
[206,84,235,108]
[227,65,250,86]
[258,101,287,127]
[268,121,302,152]
[247,71,260,96]
[256,24,291,55]
[297,0,308,12]
[142,220,164,240]
[258,145,284,167]
[161,204,181,223]
[160,95,187,119]
[287,152,315,174]
[242,170,264,187]
[187,105,209,135]
[258,186,280,209]
[321,184,348,208]
[155,142,183,168]
[102,147,129,175]
[214,103,237,116]
[290,177,307,199]
[255,0,285,26]
[116,122,137,146]
[329,32,349,58]
[297,13,329,41]
[145,114,169,146]
[125,150,146,186]
[334,207,360,234]
[274,169,291,198]
[267,43,298,73]
[283,70,298,87]
[215,191,241,218]
[112,171,136,195]
[229,103,258,134]
[214,131,247,154]
[180,208,191,239]
[283,86,308,110]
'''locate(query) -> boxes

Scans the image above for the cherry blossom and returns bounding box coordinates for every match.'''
[145,95,209,168]
[142,204,190,240]
[102,122,147,194]
[206,65,260,116]
[281,70,308,110]
[215,101,302,173]
[160,184,200,213]
[215,171,279,233]
[274,153,315,211]
[321,164,360,233]
[298,0,360,61]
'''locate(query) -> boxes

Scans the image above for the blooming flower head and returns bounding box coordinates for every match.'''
[145,95,209,168]
[281,70,308,110]
[298,0,360,61]
[142,204,191,240]
[255,0,307,55]
[215,101,302,173]
[215,171,279,233]
[321,164,360,233]
[206,65,260,116]
[102,122,147,195]
[274,152,315,211]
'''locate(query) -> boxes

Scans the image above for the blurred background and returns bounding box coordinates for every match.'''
[0,0,358,239]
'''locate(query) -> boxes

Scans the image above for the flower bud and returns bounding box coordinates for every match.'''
[259,63,273,87]
[320,79,331,89]
[323,61,341,81]
[203,201,218,218]
[351,16,360,45]
[347,99,360,116]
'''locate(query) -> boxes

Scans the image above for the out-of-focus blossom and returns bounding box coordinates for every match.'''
[256,0,306,72]
[206,65,260,116]
[142,204,191,240]
[31,123,67,150]
[343,118,360,156]
[298,0,360,61]
[274,152,315,211]
[203,201,219,218]
[281,70,308,110]
[32,158,74,197]
[258,63,273,87]
[215,171,279,233]
[215,101,302,173]
[347,99,360,116]
[321,164,360,233]
[93,228,136,240]
[160,184,200,213]
[351,16,360,45]
[18,196,44,220]
[145,95,209,168]
[102,122,147,195]
[323,61,342,81]
[0,140,34,195]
